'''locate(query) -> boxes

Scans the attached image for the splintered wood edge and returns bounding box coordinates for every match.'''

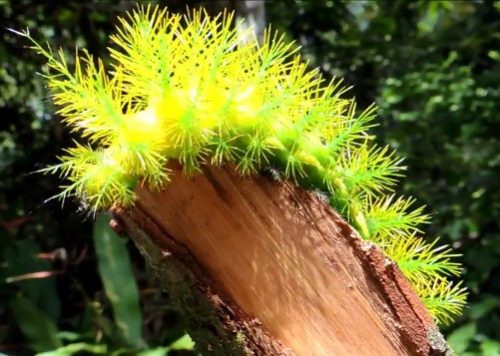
[111,164,449,356]
[114,205,291,355]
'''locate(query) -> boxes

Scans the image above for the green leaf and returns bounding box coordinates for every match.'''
[137,347,169,356]
[480,339,500,356]
[56,331,81,342]
[136,334,194,356]
[168,334,195,351]
[93,213,144,348]
[447,322,477,354]
[10,294,62,352]
[469,296,500,319]
[36,343,107,356]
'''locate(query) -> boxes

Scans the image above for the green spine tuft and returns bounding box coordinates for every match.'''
[21,5,467,325]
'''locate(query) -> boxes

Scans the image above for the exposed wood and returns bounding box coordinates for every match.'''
[113,205,289,355]
[112,163,449,355]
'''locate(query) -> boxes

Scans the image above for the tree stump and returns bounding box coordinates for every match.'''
[112,163,450,355]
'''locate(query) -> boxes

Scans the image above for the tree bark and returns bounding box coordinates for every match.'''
[111,163,451,355]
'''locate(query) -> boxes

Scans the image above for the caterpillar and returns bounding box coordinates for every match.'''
[19,5,466,325]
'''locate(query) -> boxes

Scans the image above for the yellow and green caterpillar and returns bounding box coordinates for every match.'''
[20,5,466,325]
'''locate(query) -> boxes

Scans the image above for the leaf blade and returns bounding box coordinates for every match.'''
[10,294,62,352]
[93,213,144,348]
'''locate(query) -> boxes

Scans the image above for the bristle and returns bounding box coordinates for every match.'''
[23,5,467,324]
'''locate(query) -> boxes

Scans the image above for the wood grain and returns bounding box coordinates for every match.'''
[112,164,444,355]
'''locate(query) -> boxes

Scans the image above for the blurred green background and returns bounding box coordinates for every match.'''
[1,1,499,355]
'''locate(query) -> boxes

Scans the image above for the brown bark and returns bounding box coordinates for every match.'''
[112,163,451,355]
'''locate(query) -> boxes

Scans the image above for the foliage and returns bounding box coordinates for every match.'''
[92,214,144,349]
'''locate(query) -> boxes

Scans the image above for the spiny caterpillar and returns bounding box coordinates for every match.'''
[21,5,466,325]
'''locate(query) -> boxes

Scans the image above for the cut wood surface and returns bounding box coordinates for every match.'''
[112,164,449,356]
